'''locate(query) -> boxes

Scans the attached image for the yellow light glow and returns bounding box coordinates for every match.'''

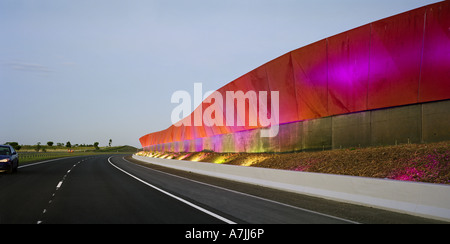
[240,156,268,167]
[213,156,227,164]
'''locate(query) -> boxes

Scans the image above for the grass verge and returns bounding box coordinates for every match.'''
[18,145,138,165]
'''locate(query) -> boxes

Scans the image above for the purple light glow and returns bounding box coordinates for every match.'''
[139,2,450,152]
[388,150,450,184]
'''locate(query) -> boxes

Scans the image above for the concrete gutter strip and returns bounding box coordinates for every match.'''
[132,155,450,222]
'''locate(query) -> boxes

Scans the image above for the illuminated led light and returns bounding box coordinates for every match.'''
[177,153,193,160]
[240,156,268,167]
[212,153,238,164]
[213,156,227,164]
[190,152,210,162]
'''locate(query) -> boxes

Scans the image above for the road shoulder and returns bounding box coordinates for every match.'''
[125,155,447,224]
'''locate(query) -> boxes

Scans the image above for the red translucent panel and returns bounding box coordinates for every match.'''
[140,2,449,149]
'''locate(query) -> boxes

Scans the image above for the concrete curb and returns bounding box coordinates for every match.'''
[133,155,450,222]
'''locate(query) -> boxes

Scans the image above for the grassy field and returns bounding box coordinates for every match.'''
[18,145,138,164]
[137,141,450,185]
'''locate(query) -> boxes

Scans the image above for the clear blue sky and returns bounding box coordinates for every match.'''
[0,0,441,148]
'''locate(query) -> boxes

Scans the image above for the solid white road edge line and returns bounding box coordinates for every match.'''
[125,157,359,224]
[18,158,70,168]
[107,156,236,224]
[18,156,86,169]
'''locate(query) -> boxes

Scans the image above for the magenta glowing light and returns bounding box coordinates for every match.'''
[388,150,450,184]
[140,2,450,152]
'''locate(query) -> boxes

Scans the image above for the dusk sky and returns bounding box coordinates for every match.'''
[0,0,441,148]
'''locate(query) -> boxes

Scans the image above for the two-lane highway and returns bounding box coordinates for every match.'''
[0,154,356,224]
[1,155,229,224]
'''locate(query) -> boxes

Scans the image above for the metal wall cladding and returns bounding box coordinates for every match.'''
[140,1,450,150]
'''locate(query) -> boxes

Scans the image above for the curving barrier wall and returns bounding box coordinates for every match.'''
[140,1,450,152]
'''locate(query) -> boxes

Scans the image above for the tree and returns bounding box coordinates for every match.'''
[5,142,21,150]
[109,139,112,147]
[47,141,54,147]
[35,142,41,152]
[94,142,99,150]
[66,141,72,148]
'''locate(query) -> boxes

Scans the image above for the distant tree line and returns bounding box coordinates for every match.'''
[4,141,103,151]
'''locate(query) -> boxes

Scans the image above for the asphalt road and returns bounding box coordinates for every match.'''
[0,154,445,224]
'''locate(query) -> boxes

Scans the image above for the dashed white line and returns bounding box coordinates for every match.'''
[37,158,88,224]
[56,181,63,190]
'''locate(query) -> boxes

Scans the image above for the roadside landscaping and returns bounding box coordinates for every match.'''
[136,141,450,185]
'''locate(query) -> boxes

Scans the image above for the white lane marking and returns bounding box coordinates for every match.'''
[18,158,69,168]
[125,157,360,224]
[107,156,236,224]
[56,181,63,190]
[36,157,89,224]
[19,156,85,169]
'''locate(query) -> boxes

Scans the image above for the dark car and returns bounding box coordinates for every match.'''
[0,145,19,174]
